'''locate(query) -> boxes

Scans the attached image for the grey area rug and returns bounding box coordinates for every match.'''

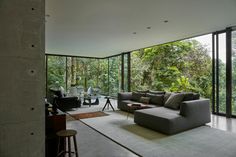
[81,111,236,157]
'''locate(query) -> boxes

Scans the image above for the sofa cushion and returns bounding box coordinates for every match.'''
[164,92,172,103]
[182,92,200,101]
[148,90,165,95]
[134,107,182,134]
[164,93,185,110]
[132,92,146,101]
[182,92,195,101]
[146,93,164,106]
[193,93,200,100]
[136,90,149,93]
[140,96,150,104]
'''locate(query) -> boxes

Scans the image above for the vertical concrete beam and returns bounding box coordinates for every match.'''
[0,0,45,157]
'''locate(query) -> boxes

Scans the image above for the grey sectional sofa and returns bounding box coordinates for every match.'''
[118,91,211,135]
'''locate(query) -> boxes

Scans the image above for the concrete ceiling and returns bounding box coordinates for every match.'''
[45,0,236,58]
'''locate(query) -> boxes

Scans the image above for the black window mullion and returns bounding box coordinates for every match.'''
[212,34,215,114]
[216,34,219,114]
[226,28,232,118]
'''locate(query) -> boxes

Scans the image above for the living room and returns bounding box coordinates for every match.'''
[1,0,236,157]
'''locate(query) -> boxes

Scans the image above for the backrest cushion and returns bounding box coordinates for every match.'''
[146,93,164,106]
[164,93,185,110]
[149,90,165,95]
[131,92,146,102]
[139,97,150,104]
[136,90,149,93]
[164,92,172,103]
[183,92,200,101]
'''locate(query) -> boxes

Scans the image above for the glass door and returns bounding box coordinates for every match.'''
[213,28,235,118]
[232,30,236,116]
[213,32,227,115]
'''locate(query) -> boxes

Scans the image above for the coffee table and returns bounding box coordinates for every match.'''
[126,103,151,119]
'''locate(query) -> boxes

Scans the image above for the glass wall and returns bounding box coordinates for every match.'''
[232,30,236,115]
[131,35,212,99]
[98,59,109,95]
[46,55,129,97]
[66,57,101,92]
[218,33,227,114]
[123,54,129,92]
[47,56,67,90]
[108,56,122,96]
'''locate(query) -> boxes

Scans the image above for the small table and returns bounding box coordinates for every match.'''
[81,95,101,107]
[126,103,150,119]
[102,96,115,111]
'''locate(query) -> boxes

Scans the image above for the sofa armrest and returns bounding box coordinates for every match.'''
[180,99,211,122]
[118,92,132,100]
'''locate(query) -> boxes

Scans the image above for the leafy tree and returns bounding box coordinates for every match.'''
[131,40,212,99]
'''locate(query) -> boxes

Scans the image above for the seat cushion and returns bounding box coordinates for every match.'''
[134,107,183,134]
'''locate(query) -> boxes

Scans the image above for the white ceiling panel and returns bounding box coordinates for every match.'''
[46,0,236,58]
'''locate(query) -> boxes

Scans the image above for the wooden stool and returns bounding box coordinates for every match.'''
[56,129,79,157]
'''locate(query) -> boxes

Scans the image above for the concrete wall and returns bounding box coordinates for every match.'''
[0,0,45,156]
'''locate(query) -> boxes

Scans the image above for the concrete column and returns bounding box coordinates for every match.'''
[0,0,45,157]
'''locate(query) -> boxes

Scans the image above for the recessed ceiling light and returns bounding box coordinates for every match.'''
[133,32,137,34]
[146,26,151,29]
[164,20,169,23]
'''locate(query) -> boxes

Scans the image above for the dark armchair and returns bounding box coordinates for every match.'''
[50,89,81,111]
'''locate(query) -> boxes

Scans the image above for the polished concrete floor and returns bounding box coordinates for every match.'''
[66,98,236,156]
[208,114,236,133]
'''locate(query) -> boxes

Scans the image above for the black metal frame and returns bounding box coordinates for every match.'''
[121,53,125,91]
[226,28,232,118]
[127,52,131,92]
[212,34,215,114]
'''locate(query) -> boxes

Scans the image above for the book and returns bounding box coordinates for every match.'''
[131,103,141,107]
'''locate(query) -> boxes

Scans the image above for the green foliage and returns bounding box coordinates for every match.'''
[47,56,66,90]
[131,40,212,99]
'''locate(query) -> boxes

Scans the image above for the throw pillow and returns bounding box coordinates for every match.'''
[146,93,164,106]
[193,93,200,100]
[164,93,185,110]
[139,97,150,104]
[131,92,146,102]
[182,92,194,101]
[182,92,200,101]
[164,92,172,103]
